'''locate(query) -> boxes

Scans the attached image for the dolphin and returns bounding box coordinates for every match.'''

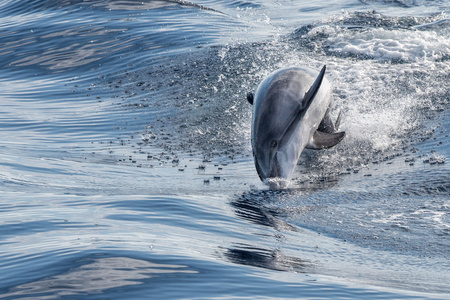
[247,65,345,188]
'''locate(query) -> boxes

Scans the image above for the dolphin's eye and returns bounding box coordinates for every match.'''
[270,140,277,148]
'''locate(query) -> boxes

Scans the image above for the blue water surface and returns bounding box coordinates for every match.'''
[0,0,449,299]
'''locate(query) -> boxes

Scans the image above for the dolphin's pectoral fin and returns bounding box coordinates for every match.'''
[300,65,326,110]
[306,130,346,150]
[247,92,254,105]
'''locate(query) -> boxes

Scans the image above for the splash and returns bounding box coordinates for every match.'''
[283,11,450,181]
[264,177,291,190]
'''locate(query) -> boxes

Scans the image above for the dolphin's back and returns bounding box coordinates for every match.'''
[252,67,321,146]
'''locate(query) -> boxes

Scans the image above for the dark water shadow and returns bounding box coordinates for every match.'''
[224,189,319,273]
[223,244,312,272]
[231,189,299,230]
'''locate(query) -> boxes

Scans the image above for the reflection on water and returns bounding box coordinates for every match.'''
[226,190,314,273]
[224,244,312,272]
[3,255,197,299]
[231,190,297,230]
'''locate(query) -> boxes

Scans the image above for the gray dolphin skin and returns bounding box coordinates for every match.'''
[247,65,345,188]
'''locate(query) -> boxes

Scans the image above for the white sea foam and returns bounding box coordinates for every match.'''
[287,13,449,159]
[323,62,419,154]
[326,26,450,63]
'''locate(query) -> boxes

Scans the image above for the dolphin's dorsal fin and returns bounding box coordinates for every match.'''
[300,65,326,110]
[306,130,345,150]
[247,92,254,105]
[280,65,327,141]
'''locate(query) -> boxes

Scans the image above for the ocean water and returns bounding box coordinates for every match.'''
[0,0,449,299]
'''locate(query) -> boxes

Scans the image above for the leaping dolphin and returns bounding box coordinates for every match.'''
[247,65,345,188]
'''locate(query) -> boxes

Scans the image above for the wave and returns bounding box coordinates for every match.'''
[291,11,450,63]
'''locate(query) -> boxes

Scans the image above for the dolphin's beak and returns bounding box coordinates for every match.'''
[254,150,293,189]
[264,152,292,189]
[254,150,280,180]
[254,145,297,183]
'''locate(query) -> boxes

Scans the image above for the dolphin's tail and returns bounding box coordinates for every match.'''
[335,110,343,130]
[318,108,343,134]
[309,106,346,150]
